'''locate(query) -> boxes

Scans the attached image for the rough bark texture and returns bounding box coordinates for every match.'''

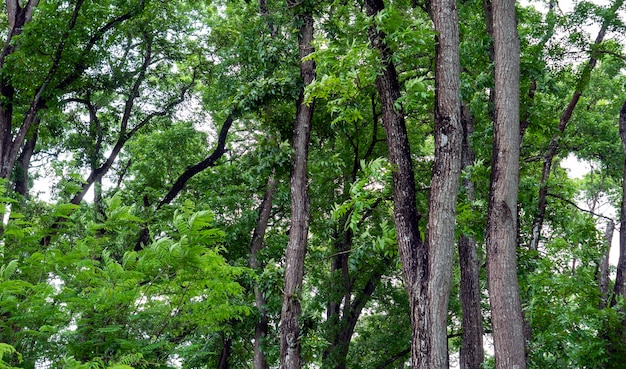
[529,0,624,250]
[364,0,427,367]
[459,105,484,369]
[614,100,626,306]
[486,0,527,368]
[14,118,38,197]
[427,0,462,367]
[250,174,277,369]
[279,10,315,369]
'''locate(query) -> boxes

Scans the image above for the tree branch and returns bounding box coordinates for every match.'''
[546,192,615,222]
[157,115,234,209]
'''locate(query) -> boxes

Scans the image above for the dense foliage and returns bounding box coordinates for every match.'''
[0,0,625,368]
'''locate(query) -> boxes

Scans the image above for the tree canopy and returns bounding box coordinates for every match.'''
[0,0,625,368]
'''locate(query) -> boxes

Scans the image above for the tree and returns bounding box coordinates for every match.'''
[1,1,626,368]
[427,0,463,366]
[613,99,626,351]
[458,104,484,369]
[0,0,145,185]
[363,0,428,366]
[485,0,526,367]
[279,2,316,368]
[529,0,625,250]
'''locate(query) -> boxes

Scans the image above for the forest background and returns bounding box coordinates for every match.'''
[0,0,625,368]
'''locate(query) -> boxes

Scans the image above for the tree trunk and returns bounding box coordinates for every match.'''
[279,8,315,369]
[13,119,39,197]
[486,0,526,368]
[427,0,462,367]
[614,100,626,306]
[217,335,232,369]
[598,219,614,309]
[364,1,428,367]
[250,174,277,369]
[459,105,484,369]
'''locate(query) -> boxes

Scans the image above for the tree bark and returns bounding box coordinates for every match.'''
[13,118,39,197]
[250,173,277,369]
[364,0,427,367]
[217,335,232,369]
[598,219,614,309]
[279,8,315,369]
[427,0,462,367]
[459,104,484,369]
[613,100,626,306]
[529,0,624,250]
[486,0,526,368]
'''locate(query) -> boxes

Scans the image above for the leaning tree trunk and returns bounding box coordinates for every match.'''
[364,0,428,367]
[279,7,315,369]
[459,104,484,369]
[427,0,463,367]
[486,0,527,368]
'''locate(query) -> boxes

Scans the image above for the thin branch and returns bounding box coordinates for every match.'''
[373,348,411,369]
[547,192,615,221]
[596,48,626,62]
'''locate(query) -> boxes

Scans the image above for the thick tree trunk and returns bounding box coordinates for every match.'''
[459,105,484,369]
[364,0,427,367]
[427,0,462,367]
[13,120,38,197]
[529,0,624,250]
[279,9,315,369]
[250,174,277,369]
[486,0,526,368]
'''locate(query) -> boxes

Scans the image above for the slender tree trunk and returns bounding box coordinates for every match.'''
[427,0,463,367]
[614,100,626,306]
[606,99,626,364]
[529,0,624,250]
[486,0,526,368]
[279,8,315,369]
[459,105,484,369]
[364,1,427,367]
[323,120,385,369]
[598,219,614,309]
[250,173,277,369]
[323,225,352,369]
[217,335,232,369]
